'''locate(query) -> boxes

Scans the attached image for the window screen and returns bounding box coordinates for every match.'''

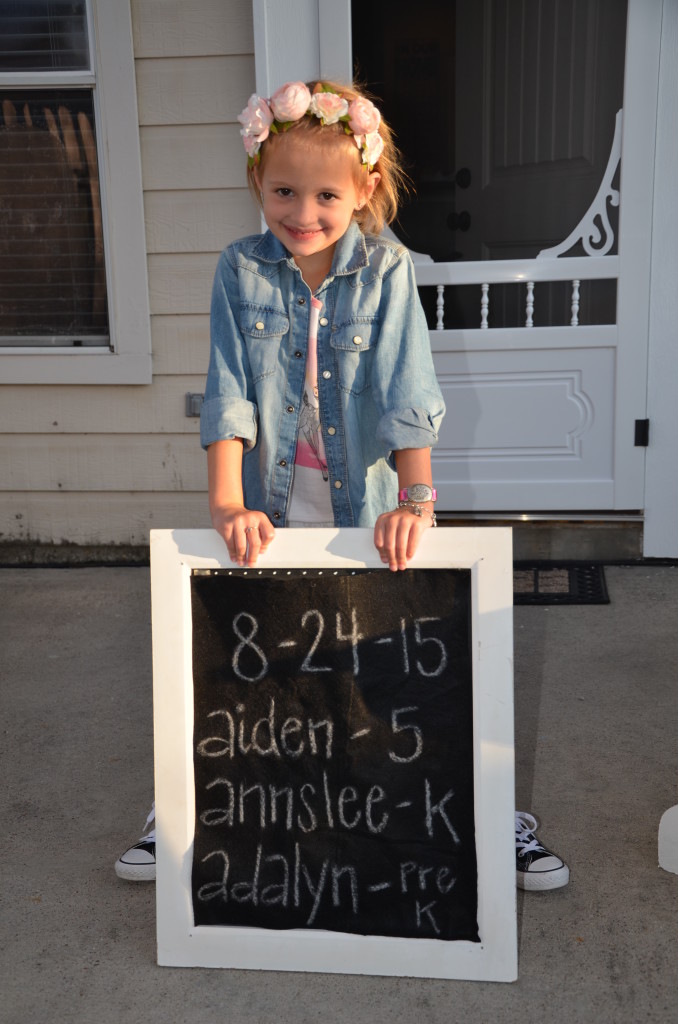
[0,3,109,347]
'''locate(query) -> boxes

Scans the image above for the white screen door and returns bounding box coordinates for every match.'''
[254,0,660,514]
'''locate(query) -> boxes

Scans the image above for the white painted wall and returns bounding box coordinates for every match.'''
[2,0,675,553]
[0,0,259,547]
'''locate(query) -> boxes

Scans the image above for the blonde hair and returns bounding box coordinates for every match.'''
[246,80,409,235]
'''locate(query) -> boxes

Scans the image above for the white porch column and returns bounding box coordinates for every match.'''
[252,0,351,96]
[643,0,678,557]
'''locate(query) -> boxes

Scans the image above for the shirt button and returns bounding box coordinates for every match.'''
[298,297,306,305]
[286,405,294,413]
[322,370,331,379]
[327,426,336,435]
[319,316,328,326]
[273,511,281,519]
[334,480,343,489]
[294,351,302,358]
[352,335,362,345]
[279,459,287,467]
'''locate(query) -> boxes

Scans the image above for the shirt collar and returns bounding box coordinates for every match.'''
[252,221,369,278]
[328,221,369,276]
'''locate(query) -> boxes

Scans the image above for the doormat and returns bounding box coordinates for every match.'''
[513,562,609,605]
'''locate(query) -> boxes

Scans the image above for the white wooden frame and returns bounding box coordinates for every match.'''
[151,527,516,981]
[0,0,152,384]
[643,0,678,557]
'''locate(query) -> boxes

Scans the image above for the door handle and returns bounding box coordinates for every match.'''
[447,210,471,231]
[455,167,471,189]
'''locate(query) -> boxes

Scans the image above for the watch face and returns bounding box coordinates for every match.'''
[408,484,433,502]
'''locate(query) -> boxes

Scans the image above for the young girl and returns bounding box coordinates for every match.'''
[200,79,445,570]
[115,80,568,892]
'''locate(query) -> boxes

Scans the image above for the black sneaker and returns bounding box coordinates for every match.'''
[114,805,156,881]
[515,811,569,891]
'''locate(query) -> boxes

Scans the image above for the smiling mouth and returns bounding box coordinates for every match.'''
[284,225,323,241]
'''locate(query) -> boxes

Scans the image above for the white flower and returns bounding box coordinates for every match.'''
[241,130,262,158]
[309,91,349,125]
[361,130,384,167]
[237,94,274,140]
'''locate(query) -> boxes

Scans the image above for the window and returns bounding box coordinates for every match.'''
[0,0,151,383]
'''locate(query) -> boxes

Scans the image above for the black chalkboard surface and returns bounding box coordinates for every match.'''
[190,568,478,943]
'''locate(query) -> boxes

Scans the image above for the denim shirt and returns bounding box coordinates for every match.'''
[200,221,445,528]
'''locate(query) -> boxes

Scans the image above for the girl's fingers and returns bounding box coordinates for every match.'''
[231,524,249,564]
[232,523,258,565]
[374,513,402,571]
[232,515,276,566]
[258,518,276,550]
[374,518,389,564]
[374,510,429,571]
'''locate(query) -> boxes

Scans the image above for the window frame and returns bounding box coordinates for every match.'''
[0,0,152,384]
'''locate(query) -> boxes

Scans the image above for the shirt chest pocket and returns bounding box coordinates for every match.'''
[329,317,380,396]
[240,306,290,382]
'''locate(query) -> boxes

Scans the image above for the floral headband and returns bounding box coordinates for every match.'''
[238,81,385,170]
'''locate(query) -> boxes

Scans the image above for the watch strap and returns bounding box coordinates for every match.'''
[398,485,437,503]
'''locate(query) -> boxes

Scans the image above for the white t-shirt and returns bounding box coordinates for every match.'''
[286,296,334,525]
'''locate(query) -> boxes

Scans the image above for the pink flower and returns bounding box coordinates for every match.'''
[270,81,312,122]
[309,91,349,125]
[361,130,384,167]
[348,97,381,136]
[237,93,274,140]
[241,131,261,158]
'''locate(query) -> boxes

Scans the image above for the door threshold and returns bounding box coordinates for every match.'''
[436,513,643,561]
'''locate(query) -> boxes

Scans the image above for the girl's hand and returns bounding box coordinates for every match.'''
[211,504,275,567]
[374,505,434,571]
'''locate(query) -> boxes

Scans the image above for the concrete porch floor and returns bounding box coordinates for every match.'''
[2,563,677,1024]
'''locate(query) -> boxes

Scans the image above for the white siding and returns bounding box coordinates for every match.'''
[0,0,259,547]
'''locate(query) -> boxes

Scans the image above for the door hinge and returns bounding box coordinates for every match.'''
[634,419,650,447]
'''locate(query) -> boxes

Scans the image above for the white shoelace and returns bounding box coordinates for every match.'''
[515,811,545,854]
[139,802,155,843]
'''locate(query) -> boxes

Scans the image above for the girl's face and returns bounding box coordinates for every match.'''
[254,133,379,286]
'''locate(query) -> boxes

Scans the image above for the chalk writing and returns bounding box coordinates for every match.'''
[388,706,423,764]
[232,612,268,681]
[198,769,389,834]
[190,568,479,941]
[221,606,453,683]
[196,701,334,760]
[299,610,332,673]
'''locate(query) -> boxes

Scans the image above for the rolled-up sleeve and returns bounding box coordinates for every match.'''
[200,249,259,451]
[372,250,445,455]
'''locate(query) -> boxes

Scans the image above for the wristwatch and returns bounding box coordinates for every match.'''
[398,484,437,504]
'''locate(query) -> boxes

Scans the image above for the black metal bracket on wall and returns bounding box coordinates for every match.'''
[185,393,204,418]
[634,419,650,447]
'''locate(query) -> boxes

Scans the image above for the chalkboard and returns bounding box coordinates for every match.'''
[190,568,477,942]
[151,528,517,980]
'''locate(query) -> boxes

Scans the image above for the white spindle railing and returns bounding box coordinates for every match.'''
[405,109,622,332]
[525,281,534,328]
[571,279,581,326]
[480,283,489,329]
[414,255,618,330]
[436,285,444,331]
